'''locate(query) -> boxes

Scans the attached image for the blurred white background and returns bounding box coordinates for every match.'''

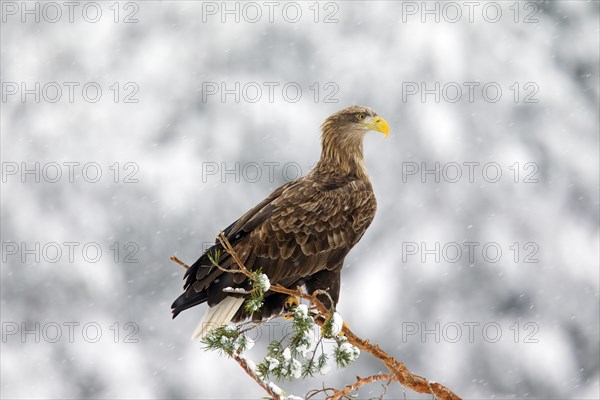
[1,1,598,398]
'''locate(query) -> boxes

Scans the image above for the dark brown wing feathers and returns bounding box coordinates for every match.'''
[171,173,376,320]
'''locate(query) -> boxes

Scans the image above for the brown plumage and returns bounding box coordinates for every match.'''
[172,105,389,336]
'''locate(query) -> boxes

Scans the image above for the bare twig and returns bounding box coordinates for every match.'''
[170,256,189,270]
[375,376,393,400]
[305,385,337,399]
[327,374,393,400]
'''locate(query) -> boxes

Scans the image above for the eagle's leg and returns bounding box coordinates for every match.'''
[281,295,299,320]
[305,268,342,310]
[251,292,289,321]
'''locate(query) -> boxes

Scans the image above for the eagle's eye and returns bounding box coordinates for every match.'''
[357,113,366,121]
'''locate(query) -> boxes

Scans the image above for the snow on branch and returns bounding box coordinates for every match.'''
[170,233,462,400]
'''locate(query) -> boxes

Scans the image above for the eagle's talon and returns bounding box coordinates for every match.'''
[284,295,300,311]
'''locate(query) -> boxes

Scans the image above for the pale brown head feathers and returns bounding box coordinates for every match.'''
[316,105,389,179]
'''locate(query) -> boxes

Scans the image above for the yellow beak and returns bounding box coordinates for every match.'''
[368,116,389,138]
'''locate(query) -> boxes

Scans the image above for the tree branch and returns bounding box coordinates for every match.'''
[170,234,462,400]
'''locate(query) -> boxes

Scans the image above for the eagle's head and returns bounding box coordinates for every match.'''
[317,105,389,178]
[321,105,389,139]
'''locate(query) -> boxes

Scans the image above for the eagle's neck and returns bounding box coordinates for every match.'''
[315,125,369,181]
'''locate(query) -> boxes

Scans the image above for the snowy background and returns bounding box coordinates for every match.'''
[1,1,599,398]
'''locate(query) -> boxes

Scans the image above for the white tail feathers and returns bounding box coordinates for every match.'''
[191,296,245,340]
